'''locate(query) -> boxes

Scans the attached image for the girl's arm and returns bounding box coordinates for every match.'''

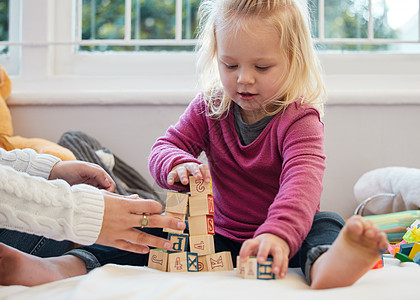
[149,94,210,191]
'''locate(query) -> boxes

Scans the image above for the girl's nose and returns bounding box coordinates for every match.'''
[237,68,255,85]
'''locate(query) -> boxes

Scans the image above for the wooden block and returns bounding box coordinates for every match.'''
[147,249,168,272]
[189,234,215,256]
[167,233,189,253]
[189,176,212,197]
[168,252,199,272]
[206,251,234,272]
[189,194,215,216]
[236,256,245,278]
[163,211,186,234]
[198,255,208,272]
[408,242,420,259]
[257,258,276,280]
[188,215,215,236]
[165,191,189,214]
[236,256,257,279]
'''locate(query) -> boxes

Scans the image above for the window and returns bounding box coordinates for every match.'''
[0,0,20,75]
[72,0,420,52]
[2,0,420,105]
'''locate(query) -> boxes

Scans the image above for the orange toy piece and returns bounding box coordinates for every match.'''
[372,257,384,269]
[0,66,76,160]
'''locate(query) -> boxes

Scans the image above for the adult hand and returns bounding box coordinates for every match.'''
[239,233,290,278]
[49,161,116,192]
[167,162,211,185]
[97,192,186,253]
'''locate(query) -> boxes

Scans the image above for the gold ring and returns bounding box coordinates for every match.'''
[140,214,148,228]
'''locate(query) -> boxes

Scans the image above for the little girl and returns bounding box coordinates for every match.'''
[0,0,387,289]
[148,0,388,289]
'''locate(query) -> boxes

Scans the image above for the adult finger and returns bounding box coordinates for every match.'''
[130,229,174,250]
[128,199,163,215]
[135,214,186,231]
[110,240,151,254]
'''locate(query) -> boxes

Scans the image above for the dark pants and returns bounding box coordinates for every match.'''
[68,211,345,281]
[0,229,74,257]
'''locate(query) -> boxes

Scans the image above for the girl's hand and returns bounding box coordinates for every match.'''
[167,163,210,186]
[239,233,290,278]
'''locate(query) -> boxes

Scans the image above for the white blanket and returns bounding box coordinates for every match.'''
[1,257,418,300]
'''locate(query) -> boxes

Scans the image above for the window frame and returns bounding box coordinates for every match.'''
[6,0,420,106]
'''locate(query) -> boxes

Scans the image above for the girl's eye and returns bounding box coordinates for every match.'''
[256,66,270,71]
[225,64,238,69]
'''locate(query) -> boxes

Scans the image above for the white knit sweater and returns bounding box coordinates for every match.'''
[0,148,104,245]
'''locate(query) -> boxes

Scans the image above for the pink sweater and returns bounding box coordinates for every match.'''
[148,93,326,257]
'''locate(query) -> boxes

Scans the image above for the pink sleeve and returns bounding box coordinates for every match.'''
[254,106,326,257]
[148,94,208,192]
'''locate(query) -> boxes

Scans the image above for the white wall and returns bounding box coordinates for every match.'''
[9,101,420,219]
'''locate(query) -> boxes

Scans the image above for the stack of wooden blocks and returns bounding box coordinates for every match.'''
[148,176,233,273]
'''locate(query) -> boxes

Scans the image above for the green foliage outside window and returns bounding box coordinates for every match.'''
[79,0,401,53]
[0,0,9,54]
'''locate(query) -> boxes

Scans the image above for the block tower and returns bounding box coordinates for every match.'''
[148,176,233,272]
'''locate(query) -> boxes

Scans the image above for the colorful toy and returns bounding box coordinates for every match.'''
[362,210,420,242]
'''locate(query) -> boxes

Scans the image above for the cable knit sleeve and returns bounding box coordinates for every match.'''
[0,165,104,245]
[0,147,61,179]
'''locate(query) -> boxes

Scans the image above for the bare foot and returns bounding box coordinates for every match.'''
[0,243,87,286]
[310,215,389,290]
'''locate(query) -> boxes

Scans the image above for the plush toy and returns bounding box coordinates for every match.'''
[0,65,76,161]
[353,167,420,216]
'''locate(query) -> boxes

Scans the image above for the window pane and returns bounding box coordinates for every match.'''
[373,0,419,40]
[0,0,9,54]
[82,0,125,40]
[131,0,176,40]
[182,0,201,39]
[308,0,319,38]
[324,0,369,39]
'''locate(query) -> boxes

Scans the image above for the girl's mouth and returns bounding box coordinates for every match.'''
[238,92,257,100]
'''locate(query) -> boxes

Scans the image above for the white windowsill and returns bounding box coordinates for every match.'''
[7,74,420,106]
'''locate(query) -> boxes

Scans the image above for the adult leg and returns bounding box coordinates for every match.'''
[0,227,167,287]
[0,229,73,257]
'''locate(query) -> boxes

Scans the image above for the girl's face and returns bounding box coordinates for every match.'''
[216,19,287,123]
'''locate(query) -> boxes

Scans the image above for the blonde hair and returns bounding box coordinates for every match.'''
[195,0,326,118]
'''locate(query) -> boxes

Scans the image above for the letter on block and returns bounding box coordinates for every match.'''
[198,255,208,272]
[168,252,199,272]
[189,234,215,256]
[189,194,215,217]
[165,191,189,214]
[168,233,189,253]
[188,215,215,236]
[236,256,257,279]
[206,251,233,272]
[148,249,168,272]
[189,176,213,197]
[257,258,276,280]
[163,211,186,234]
